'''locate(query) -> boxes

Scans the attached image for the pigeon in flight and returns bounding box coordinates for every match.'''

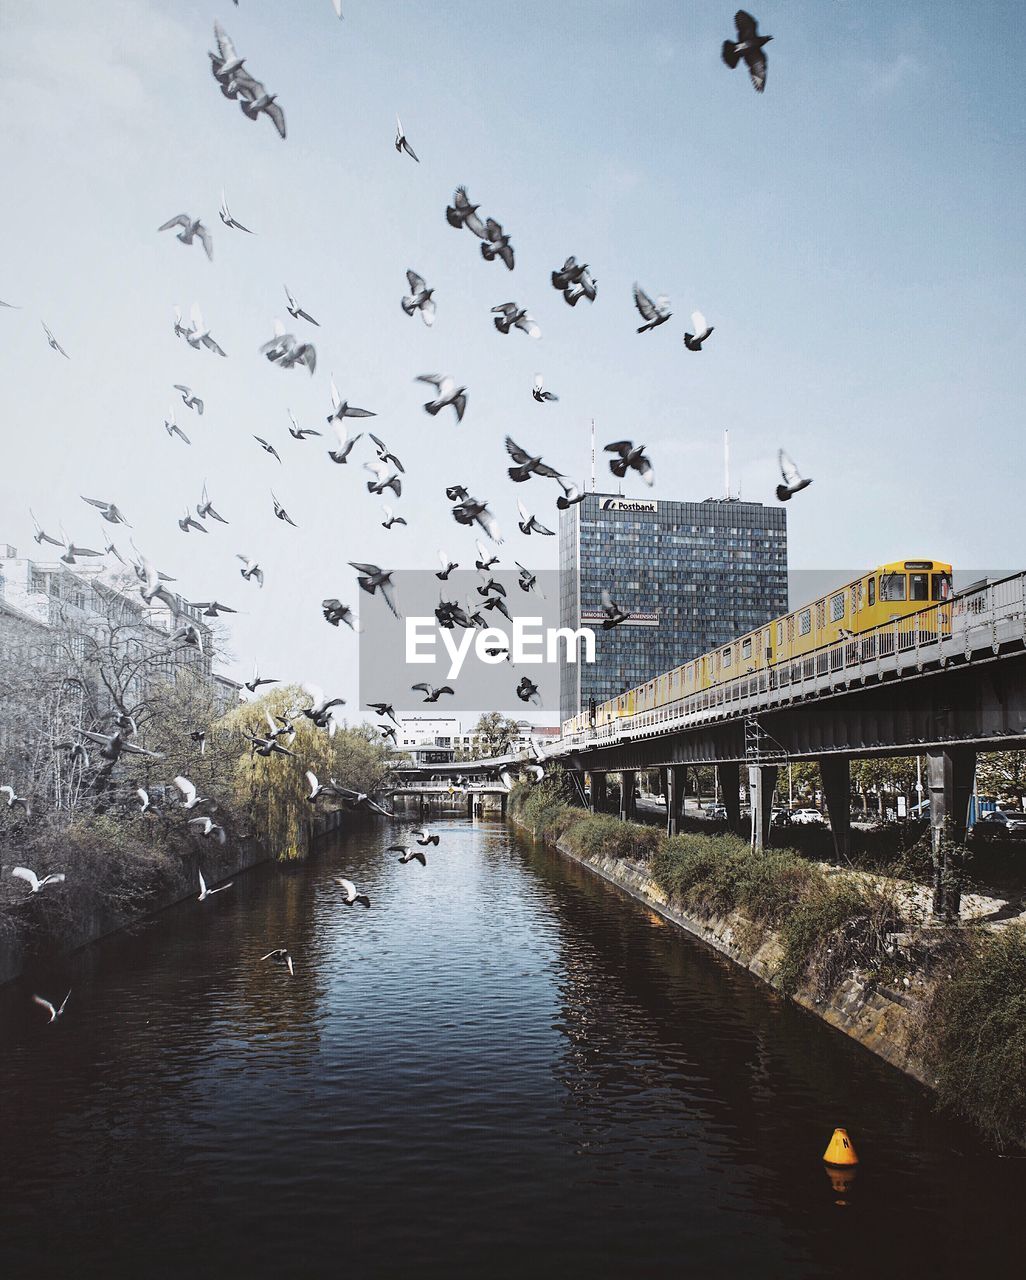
[776,449,812,501]
[58,536,103,565]
[137,787,156,814]
[33,991,72,1024]
[446,484,469,502]
[0,298,19,308]
[288,410,321,440]
[552,256,597,304]
[284,285,319,326]
[412,828,440,846]
[452,495,502,542]
[174,385,204,414]
[349,562,400,618]
[395,116,419,161]
[271,491,297,526]
[369,702,399,726]
[411,683,455,703]
[158,214,213,261]
[365,460,402,497]
[219,187,252,232]
[240,84,287,138]
[198,869,232,899]
[481,219,515,270]
[391,845,427,866]
[244,663,277,693]
[137,554,177,608]
[178,508,208,534]
[81,496,130,525]
[379,724,398,746]
[633,284,672,333]
[505,436,564,483]
[165,410,190,444]
[42,322,69,358]
[254,435,282,463]
[517,676,540,705]
[722,9,772,93]
[180,304,227,356]
[261,948,295,976]
[190,817,227,844]
[475,540,499,571]
[322,598,358,629]
[417,373,467,422]
[30,510,64,548]
[12,865,64,893]
[605,440,654,486]
[237,555,265,587]
[369,433,405,473]
[401,270,435,326]
[336,878,370,908]
[176,776,209,811]
[516,498,554,536]
[492,303,539,338]
[209,21,248,84]
[196,482,228,523]
[683,312,714,351]
[381,505,407,529]
[446,186,487,237]
[327,420,363,464]
[327,376,376,425]
[436,552,458,580]
[556,479,586,509]
[600,589,631,629]
[532,373,558,403]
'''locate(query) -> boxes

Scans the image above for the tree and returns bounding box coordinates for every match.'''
[457,711,523,759]
[976,752,1026,807]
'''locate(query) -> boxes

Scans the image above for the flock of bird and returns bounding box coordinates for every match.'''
[5,8,811,1022]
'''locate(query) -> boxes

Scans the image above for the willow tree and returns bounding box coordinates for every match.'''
[220,686,396,860]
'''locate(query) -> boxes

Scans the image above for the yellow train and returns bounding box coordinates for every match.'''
[562,558,954,737]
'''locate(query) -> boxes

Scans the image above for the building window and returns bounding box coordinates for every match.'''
[776,621,783,645]
[31,572,46,594]
[798,609,812,637]
[722,646,732,668]
[741,637,752,659]
[829,592,845,622]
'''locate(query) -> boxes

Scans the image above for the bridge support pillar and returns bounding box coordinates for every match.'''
[927,746,976,921]
[665,765,686,836]
[820,755,852,862]
[718,762,741,833]
[619,771,637,823]
[589,774,607,814]
[747,765,777,851]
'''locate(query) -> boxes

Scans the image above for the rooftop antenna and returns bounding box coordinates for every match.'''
[724,429,731,501]
[590,419,596,491]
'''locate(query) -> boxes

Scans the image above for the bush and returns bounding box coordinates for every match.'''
[921,925,1026,1149]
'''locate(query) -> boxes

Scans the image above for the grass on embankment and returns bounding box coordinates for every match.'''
[511,774,1026,1150]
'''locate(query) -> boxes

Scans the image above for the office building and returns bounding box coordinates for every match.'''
[558,494,788,723]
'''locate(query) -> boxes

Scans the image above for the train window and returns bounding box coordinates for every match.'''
[742,637,752,659]
[815,601,825,628]
[867,577,876,607]
[910,573,929,601]
[798,608,812,636]
[850,585,859,613]
[880,572,907,602]
[786,616,794,642]
[829,592,845,622]
[932,573,952,601]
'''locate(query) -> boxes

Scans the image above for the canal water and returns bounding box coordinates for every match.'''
[0,818,1019,1277]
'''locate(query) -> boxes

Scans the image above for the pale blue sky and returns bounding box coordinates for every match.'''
[1,1,1023,718]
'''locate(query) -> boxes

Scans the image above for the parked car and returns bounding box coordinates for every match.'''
[789,808,825,826]
[706,804,728,821]
[970,810,1026,842]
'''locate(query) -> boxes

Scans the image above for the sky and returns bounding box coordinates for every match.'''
[1,0,1024,724]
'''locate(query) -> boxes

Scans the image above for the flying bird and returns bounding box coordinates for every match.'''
[776,449,812,501]
[722,9,772,93]
[158,214,213,261]
[390,845,427,866]
[165,410,190,444]
[532,373,558,403]
[322,598,358,629]
[240,87,287,139]
[379,724,398,746]
[436,552,458,580]
[178,508,207,534]
[271,491,297,526]
[516,498,554,536]
[446,485,469,502]
[254,435,282,463]
[196,482,228,523]
[417,373,466,422]
[261,948,295,976]
[401,270,435,326]
[475,540,499,571]
[288,410,321,440]
[328,419,363,464]
[492,302,539,338]
[551,256,597,304]
[244,663,277,693]
[174,384,204,414]
[633,284,671,333]
[188,599,236,618]
[365,460,402,497]
[198,869,232,900]
[42,322,69,358]
[175,776,209,810]
[369,702,399,726]
[517,676,540,705]
[219,187,253,232]
[12,866,65,893]
[556,479,586,510]
[335,878,370,908]
[412,829,439,846]
[381,505,407,530]
[327,376,376,425]
[349,562,400,618]
[445,186,487,237]
[32,991,71,1024]
[515,563,544,596]
[394,116,419,161]
[505,437,563,483]
[411,683,455,703]
[369,434,405,473]
[452,495,502,542]
[190,816,227,843]
[605,440,654,486]
[683,312,714,351]
[81,496,130,525]
[600,589,631,629]
[237,555,265,587]
[481,218,515,270]
[30,511,64,548]
[180,304,227,356]
[284,284,319,326]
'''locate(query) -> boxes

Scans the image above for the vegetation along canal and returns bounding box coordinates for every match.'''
[1,817,1021,1278]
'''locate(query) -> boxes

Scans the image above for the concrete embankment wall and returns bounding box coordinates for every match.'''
[514,817,931,1090]
[0,809,348,987]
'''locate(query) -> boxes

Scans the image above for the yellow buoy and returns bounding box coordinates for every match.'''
[823,1127,858,1166]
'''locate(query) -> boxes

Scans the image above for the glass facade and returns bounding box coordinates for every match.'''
[558,494,788,723]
